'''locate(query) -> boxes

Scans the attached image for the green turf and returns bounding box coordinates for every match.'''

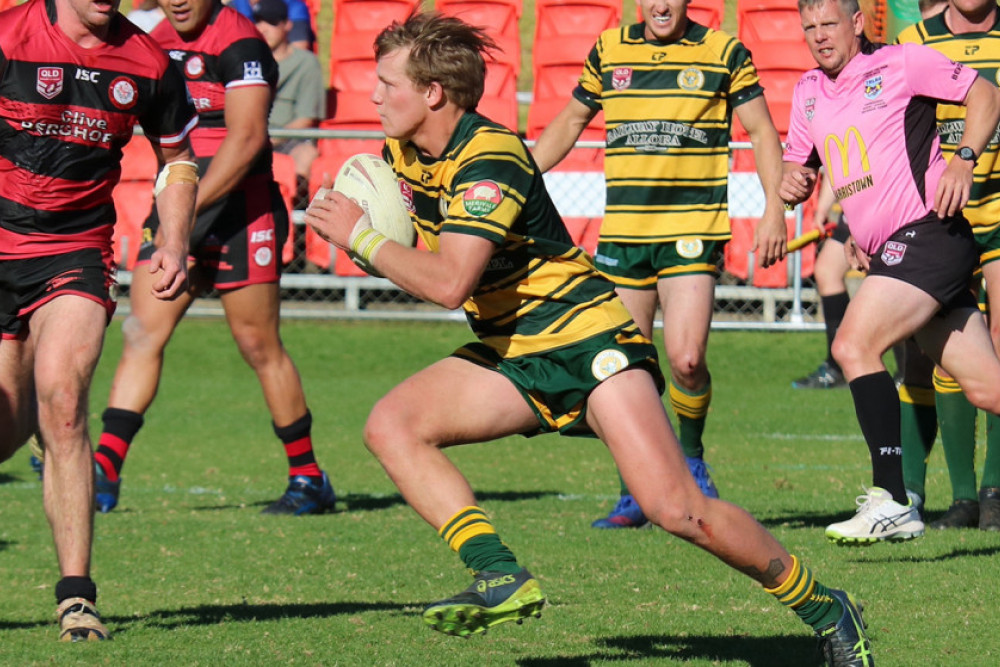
[2,320,998,664]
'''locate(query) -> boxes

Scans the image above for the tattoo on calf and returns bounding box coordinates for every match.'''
[739,558,787,588]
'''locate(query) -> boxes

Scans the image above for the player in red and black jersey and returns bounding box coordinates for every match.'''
[93,0,335,517]
[0,0,198,642]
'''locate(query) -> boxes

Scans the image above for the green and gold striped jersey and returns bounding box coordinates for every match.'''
[574,21,764,243]
[896,12,1000,233]
[384,112,635,358]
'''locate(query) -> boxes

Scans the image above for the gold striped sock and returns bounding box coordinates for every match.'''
[764,556,816,608]
[899,383,935,406]
[438,506,496,553]
[669,381,711,420]
[932,368,962,394]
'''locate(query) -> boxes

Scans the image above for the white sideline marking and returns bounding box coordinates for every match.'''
[761,432,864,441]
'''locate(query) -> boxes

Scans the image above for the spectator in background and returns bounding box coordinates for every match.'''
[127,0,165,32]
[232,0,314,51]
[254,0,325,208]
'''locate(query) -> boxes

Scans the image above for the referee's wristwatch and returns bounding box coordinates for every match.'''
[956,146,978,164]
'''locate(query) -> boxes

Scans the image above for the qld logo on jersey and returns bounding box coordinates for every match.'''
[881,241,907,266]
[109,77,138,110]
[612,67,633,91]
[36,67,63,100]
[864,75,883,100]
[462,181,502,216]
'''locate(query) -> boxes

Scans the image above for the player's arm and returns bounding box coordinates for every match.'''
[147,140,198,299]
[195,84,272,212]
[531,97,598,173]
[305,187,492,309]
[737,95,788,268]
[936,76,1000,218]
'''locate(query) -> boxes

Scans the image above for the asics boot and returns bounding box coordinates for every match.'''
[815,589,873,666]
[423,567,545,637]
[826,487,924,545]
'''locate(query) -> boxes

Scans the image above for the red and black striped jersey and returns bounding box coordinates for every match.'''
[151,4,277,175]
[0,0,197,257]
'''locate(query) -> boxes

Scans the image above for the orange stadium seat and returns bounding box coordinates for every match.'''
[332,0,421,35]
[112,137,158,270]
[477,60,519,131]
[535,0,621,41]
[737,0,803,49]
[271,152,299,265]
[112,181,153,271]
[437,0,523,71]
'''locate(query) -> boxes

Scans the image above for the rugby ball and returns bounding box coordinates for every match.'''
[331,153,414,274]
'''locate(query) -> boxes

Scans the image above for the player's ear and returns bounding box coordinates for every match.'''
[426,81,446,108]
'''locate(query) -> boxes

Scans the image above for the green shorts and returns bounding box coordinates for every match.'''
[592,239,724,289]
[453,326,664,437]
[974,226,1000,313]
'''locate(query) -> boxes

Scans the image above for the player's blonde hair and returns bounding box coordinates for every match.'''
[374,11,498,111]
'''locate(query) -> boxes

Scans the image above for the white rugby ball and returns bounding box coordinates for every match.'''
[332,153,414,274]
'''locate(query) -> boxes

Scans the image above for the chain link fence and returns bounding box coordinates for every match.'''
[116,131,822,330]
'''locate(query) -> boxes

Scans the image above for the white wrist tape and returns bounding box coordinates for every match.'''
[348,213,388,265]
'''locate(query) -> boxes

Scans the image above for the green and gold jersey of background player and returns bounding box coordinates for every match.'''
[896,11,1000,235]
[384,112,636,359]
[574,20,763,244]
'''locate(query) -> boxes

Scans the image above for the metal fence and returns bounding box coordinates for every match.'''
[116,131,823,331]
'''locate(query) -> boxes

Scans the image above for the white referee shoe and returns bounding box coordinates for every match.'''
[826,486,925,545]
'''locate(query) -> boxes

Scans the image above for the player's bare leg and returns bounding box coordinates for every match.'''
[364,357,544,636]
[29,296,110,640]
[587,367,871,661]
[222,282,333,515]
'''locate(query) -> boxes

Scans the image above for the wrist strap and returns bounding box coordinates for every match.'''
[351,228,388,264]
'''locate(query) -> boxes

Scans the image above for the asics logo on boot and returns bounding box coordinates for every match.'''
[476,574,516,593]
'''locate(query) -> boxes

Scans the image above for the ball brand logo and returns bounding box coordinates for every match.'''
[36,67,63,100]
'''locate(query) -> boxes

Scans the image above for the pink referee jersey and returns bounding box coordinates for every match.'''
[784,43,978,254]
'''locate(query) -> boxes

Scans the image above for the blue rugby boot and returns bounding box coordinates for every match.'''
[262,471,336,515]
[591,494,649,529]
[816,589,874,666]
[686,455,720,498]
[94,462,120,513]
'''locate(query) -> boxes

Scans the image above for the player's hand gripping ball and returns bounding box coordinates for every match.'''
[311,153,414,276]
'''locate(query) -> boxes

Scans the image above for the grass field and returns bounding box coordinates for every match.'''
[2,320,999,665]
